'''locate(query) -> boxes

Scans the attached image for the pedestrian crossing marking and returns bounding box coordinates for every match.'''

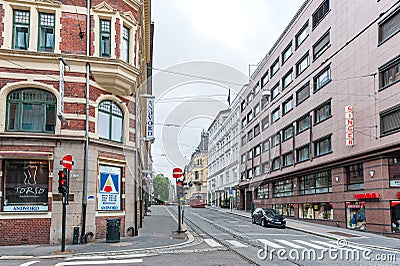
[65,254,147,261]
[293,240,327,250]
[257,239,285,249]
[311,240,348,250]
[226,240,247,247]
[19,262,40,266]
[204,238,223,247]
[275,239,305,249]
[55,258,143,266]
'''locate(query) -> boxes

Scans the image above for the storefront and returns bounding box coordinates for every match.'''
[345,201,366,230]
[299,203,333,220]
[273,203,294,217]
[392,199,400,233]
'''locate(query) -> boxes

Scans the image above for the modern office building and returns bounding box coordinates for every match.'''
[0,0,153,245]
[238,0,400,236]
[207,99,240,209]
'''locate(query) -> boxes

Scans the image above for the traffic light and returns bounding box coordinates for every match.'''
[58,169,68,194]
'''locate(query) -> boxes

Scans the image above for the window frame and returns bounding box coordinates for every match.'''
[296,114,310,134]
[380,104,400,136]
[262,115,269,131]
[282,124,294,141]
[271,82,280,101]
[282,68,293,89]
[314,135,332,157]
[296,52,310,77]
[281,42,293,64]
[379,55,400,90]
[271,107,280,124]
[314,100,332,125]
[296,82,310,106]
[122,25,130,63]
[98,100,124,143]
[282,96,294,116]
[295,21,309,49]
[346,163,364,191]
[313,66,331,92]
[13,10,30,50]
[378,7,400,44]
[296,144,310,163]
[313,29,330,61]
[100,19,111,57]
[38,12,55,52]
[283,151,294,167]
[261,71,269,87]
[312,0,330,29]
[270,58,280,77]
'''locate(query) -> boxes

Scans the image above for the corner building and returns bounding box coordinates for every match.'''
[239,0,400,236]
[0,0,152,245]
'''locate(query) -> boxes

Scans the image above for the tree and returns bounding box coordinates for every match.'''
[153,174,170,202]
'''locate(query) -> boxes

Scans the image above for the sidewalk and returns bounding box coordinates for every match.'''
[0,205,192,260]
[208,206,400,253]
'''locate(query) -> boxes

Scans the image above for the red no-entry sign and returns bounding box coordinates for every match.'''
[61,154,73,170]
[172,167,183,178]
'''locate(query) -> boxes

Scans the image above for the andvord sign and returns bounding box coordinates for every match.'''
[146,97,154,139]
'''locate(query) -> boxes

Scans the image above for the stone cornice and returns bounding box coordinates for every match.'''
[92,1,117,15]
[4,0,62,8]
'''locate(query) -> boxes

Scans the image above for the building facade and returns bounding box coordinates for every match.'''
[207,99,240,209]
[184,131,209,202]
[239,0,400,236]
[0,0,152,245]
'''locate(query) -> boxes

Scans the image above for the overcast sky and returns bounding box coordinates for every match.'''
[151,0,304,178]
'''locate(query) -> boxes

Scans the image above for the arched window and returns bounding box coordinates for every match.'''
[6,88,56,133]
[98,100,123,142]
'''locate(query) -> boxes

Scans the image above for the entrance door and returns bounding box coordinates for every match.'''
[246,191,252,212]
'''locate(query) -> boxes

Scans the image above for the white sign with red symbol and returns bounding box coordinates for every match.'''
[345,105,354,146]
[61,154,73,170]
[172,167,183,178]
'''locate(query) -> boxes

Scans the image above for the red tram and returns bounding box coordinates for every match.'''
[189,192,206,208]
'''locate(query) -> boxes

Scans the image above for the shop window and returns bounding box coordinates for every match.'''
[257,185,269,199]
[273,179,293,197]
[98,165,122,211]
[2,160,49,212]
[296,82,310,106]
[121,26,130,62]
[100,19,111,57]
[379,8,400,44]
[314,135,332,157]
[391,201,400,233]
[13,10,30,50]
[6,88,56,133]
[314,66,331,92]
[312,0,330,28]
[296,114,310,134]
[313,30,330,60]
[38,13,55,52]
[281,42,292,64]
[299,170,332,194]
[273,203,295,217]
[389,157,400,187]
[346,202,366,230]
[379,56,400,90]
[296,53,309,76]
[299,203,333,220]
[295,21,309,48]
[98,100,124,142]
[346,163,364,191]
[296,144,310,163]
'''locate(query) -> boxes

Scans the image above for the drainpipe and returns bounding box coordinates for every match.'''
[80,0,91,244]
[134,90,139,235]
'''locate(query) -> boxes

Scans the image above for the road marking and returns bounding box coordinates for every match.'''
[55,258,143,266]
[325,241,372,251]
[257,239,285,249]
[226,240,247,247]
[204,238,223,247]
[65,254,147,261]
[275,239,305,249]
[19,261,40,266]
[293,240,327,250]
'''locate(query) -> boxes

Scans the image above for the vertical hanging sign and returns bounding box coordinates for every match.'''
[58,58,67,121]
[345,105,354,146]
[146,97,154,139]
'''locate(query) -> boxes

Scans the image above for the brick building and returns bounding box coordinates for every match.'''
[239,0,400,236]
[0,0,152,245]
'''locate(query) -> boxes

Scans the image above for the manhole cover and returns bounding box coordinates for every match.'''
[327,231,360,238]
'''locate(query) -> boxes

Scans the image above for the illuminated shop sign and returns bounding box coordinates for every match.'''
[354,192,380,200]
[345,105,354,146]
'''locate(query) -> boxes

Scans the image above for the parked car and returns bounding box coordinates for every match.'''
[252,208,286,228]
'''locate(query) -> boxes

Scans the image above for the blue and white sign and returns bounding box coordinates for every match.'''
[228,189,233,196]
[98,165,121,211]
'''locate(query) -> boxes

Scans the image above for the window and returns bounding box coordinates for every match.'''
[296,114,310,133]
[262,140,270,152]
[254,103,260,116]
[247,130,253,141]
[247,92,253,103]
[296,53,309,76]
[6,88,56,133]
[262,162,269,173]
[313,30,330,60]
[273,204,295,217]
[283,125,294,141]
[257,185,269,199]
[271,107,280,123]
[254,165,261,176]
[254,145,261,156]
[254,124,260,136]
[271,157,280,171]
[247,169,253,179]
[274,179,294,197]
[282,69,293,88]
[282,42,293,64]
[241,118,246,128]
[270,58,280,77]
[379,56,400,89]
[271,82,280,100]
[98,100,123,142]
[262,116,269,130]
[295,21,309,48]
[100,19,111,57]
[300,203,333,220]
[299,170,332,195]
[122,26,130,62]
[314,66,331,92]
[13,10,30,50]
[296,82,310,105]
[379,8,400,43]
[241,153,247,163]
[389,157,400,187]
[241,100,246,112]
[271,133,281,147]
[247,149,253,160]
[283,96,294,115]
[253,83,260,95]
[38,13,55,52]
[314,135,332,157]
[296,144,310,162]
[314,100,331,124]
[283,151,293,167]
[312,0,329,28]
[261,71,269,87]
[247,111,253,123]
[380,105,400,135]
[346,163,364,191]
[261,96,269,109]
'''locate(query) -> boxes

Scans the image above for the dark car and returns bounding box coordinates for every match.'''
[252,208,286,228]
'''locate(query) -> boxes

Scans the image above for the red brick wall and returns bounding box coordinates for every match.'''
[60,12,87,55]
[0,4,4,47]
[115,18,121,59]
[0,219,51,246]
[95,216,125,239]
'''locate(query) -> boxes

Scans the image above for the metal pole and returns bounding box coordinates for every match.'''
[177,202,181,232]
[61,195,67,252]
[134,91,139,236]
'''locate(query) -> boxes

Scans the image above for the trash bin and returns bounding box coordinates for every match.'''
[106,218,121,243]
